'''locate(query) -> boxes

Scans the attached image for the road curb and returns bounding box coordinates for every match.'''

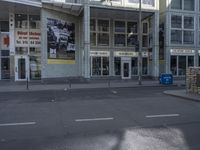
[163,90,200,102]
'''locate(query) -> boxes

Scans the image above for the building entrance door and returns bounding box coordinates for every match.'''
[15,56,29,81]
[121,59,131,79]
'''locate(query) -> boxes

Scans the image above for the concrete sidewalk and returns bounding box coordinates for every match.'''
[164,90,200,102]
[0,79,185,92]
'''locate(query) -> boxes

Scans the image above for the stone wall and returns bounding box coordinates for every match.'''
[186,67,200,94]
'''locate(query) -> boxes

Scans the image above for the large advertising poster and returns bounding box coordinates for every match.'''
[47,18,75,64]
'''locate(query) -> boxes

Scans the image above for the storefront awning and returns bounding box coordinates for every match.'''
[42,0,83,16]
[1,0,42,7]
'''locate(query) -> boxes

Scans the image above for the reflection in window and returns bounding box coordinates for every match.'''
[184,0,194,11]
[29,15,40,29]
[171,15,182,28]
[115,21,125,33]
[127,34,137,47]
[98,20,109,32]
[142,58,148,75]
[114,57,121,75]
[132,58,138,75]
[127,22,137,34]
[178,56,186,75]
[92,57,101,76]
[114,34,125,46]
[171,0,182,9]
[184,16,194,29]
[171,56,177,75]
[171,30,182,44]
[98,33,109,46]
[15,14,28,28]
[90,19,96,31]
[90,33,96,46]
[183,31,194,44]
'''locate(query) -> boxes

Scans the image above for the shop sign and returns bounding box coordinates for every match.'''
[15,29,41,47]
[114,51,138,57]
[90,51,110,57]
[0,32,9,50]
[170,49,195,56]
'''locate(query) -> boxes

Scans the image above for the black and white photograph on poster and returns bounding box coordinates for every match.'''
[47,18,75,64]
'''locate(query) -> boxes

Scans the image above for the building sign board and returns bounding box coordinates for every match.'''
[15,29,41,47]
[1,32,9,50]
[90,51,110,57]
[114,51,138,57]
[170,49,195,56]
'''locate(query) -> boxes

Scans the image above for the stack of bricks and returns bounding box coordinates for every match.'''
[186,67,200,94]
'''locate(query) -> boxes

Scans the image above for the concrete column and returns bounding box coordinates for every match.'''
[83,0,90,78]
[9,11,15,81]
[152,11,159,77]
[165,12,171,73]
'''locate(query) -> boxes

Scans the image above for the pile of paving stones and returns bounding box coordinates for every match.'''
[186,67,200,94]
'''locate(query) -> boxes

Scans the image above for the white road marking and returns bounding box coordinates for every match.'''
[111,90,117,94]
[0,122,36,127]
[146,114,180,118]
[75,117,114,122]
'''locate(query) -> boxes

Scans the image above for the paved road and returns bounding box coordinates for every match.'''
[0,86,200,150]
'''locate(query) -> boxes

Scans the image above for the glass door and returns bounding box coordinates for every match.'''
[15,56,29,81]
[122,61,131,79]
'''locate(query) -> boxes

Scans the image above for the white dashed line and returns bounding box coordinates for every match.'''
[0,122,36,127]
[146,114,180,118]
[75,117,114,122]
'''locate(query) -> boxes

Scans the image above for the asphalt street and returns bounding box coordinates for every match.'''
[0,86,200,150]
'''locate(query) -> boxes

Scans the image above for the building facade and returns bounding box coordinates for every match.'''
[0,0,159,81]
[160,0,200,77]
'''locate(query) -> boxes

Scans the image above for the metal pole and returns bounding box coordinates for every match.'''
[138,0,142,85]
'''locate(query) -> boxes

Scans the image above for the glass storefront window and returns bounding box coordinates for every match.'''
[114,34,125,46]
[171,0,182,9]
[171,56,177,75]
[184,16,194,29]
[178,56,186,75]
[142,58,148,75]
[15,14,28,29]
[183,31,194,44]
[114,57,121,75]
[171,55,194,76]
[184,0,194,11]
[92,56,109,76]
[1,49,10,79]
[98,33,109,46]
[131,58,138,75]
[171,30,182,44]
[171,15,182,28]
[92,57,101,76]
[115,21,125,33]
[102,57,109,75]
[29,15,40,29]
[188,56,194,67]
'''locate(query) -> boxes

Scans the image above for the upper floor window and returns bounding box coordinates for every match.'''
[171,0,195,11]
[184,16,194,29]
[29,15,40,29]
[128,0,154,6]
[15,14,28,29]
[184,0,194,11]
[171,15,182,28]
